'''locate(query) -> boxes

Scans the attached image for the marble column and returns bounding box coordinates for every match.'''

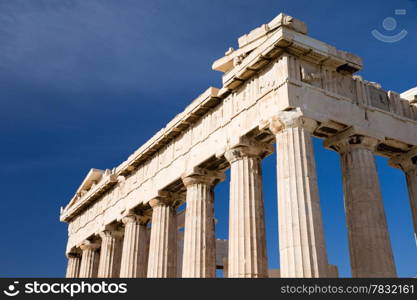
[389,149,417,247]
[66,252,81,278]
[269,113,329,278]
[325,132,397,277]
[97,226,124,278]
[181,168,224,278]
[79,240,100,278]
[119,213,149,278]
[147,195,177,278]
[225,138,272,278]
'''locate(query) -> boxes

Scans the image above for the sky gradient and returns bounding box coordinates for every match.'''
[0,0,416,277]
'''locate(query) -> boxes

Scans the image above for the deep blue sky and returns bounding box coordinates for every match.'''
[0,0,416,277]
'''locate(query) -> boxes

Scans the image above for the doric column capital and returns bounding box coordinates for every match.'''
[225,137,273,164]
[98,224,124,240]
[389,148,417,172]
[181,167,225,187]
[149,191,175,209]
[79,240,100,251]
[149,191,184,211]
[122,212,149,226]
[324,128,379,154]
[261,110,318,134]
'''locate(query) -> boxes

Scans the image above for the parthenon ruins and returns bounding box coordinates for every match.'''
[60,13,417,278]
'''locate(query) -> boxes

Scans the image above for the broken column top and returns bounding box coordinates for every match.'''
[212,13,308,73]
[212,12,362,75]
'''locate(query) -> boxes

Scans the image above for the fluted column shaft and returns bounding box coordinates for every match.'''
[97,228,124,278]
[120,214,149,278]
[327,134,396,277]
[147,197,177,278]
[270,116,329,278]
[389,150,417,247]
[66,253,81,278]
[225,140,271,278]
[181,169,223,278]
[79,241,100,278]
[406,168,417,246]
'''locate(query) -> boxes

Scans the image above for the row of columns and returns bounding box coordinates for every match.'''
[66,113,417,278]
[67,214,151,278]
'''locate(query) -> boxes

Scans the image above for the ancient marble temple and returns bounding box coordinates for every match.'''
[60,13,417,278]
